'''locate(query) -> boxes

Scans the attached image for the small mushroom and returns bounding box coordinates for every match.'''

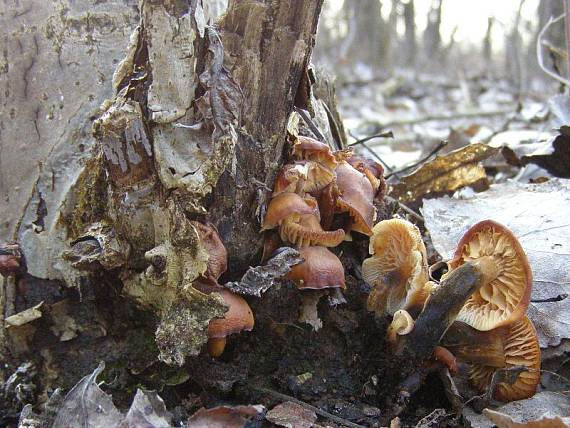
[261,193,318,230]
[335,161,376,236]
[448,220,533,331]
[273,161,335,196]
[286,246,345,290]
[0,243,21,277]
[363,219,430,316]
[292,136,337,170]
[191,221,228,282]
[443,316,541,402]
[347,155,386,198]
[206,288,255,358]
[386,309,415,346]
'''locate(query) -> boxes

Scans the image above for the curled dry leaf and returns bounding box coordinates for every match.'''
[52,362,123,428]
[392,143,499,203]
[224,247,302,297]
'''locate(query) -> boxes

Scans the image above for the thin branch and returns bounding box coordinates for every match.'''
[537,14,570,87]
[294,106,327,143]
[385,196,424,222]
[250,385,365,428]
[385,140,448,179]
[347,130,395,174]
[348,130,394,147]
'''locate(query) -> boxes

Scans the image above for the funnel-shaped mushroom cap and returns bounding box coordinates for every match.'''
[273,161,335,196]
[347,156,385,195]
[335,161,376,236]
[261,193,318,231]
[281,213,345,248]
[468,316,541,402]
[287,246,345,290]
[208,289,255,339]
[363,219,430,316]
[191,221,227,281]
[450,220,532,331]
[292,136,338,170]
[386,309,415,344]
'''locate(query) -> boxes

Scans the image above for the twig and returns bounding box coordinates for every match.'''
[250,385,365,428]
[347,130,396,174]
[348,130,394,147]
[385,140,448,179]
[356,141,397,176]
[294,106,327,143]
[385,196,424,223]
[564,0,570,79]
[537,14,570,87]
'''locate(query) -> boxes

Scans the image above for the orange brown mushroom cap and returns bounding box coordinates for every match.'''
[335,161,376,236]
[449,220,533,331]
[292,136,338,170]
[363,219,430,316]
[207,288,255,357]
[386,309,415,345]
[286,246,345,290]
[347,155,386,197]
[191,221,228,282]
[467,316,541,402]
[272,161,335,196]
[261,192,318,231]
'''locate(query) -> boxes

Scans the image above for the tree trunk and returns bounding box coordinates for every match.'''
[0,0,326,418]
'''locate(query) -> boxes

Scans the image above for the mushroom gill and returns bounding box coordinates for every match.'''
[467,316,541,402]
[363,219,430,316]
[335,161,376,236]
[449,220,533,331]
[292,136,338,170]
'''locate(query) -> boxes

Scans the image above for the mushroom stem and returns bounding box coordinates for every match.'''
[471,256,499,285]
[394,261,489,358]
[207,337,227,358]
[385,261,490,418]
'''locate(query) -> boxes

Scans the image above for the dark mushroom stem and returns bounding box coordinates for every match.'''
[385,259,494,417]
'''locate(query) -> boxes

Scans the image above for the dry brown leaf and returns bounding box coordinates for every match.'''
[265,401,317,428]
[187,405,265,428]
[391,143,498,203]
[481,392,570,428]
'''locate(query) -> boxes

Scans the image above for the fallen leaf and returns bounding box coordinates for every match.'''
[422,179,570,352]
[521,129,570,178]
[224,247,302,297]
[265,401,317,428]
[187,405,265,428]
[483,392,570,428]
[119,390,172,428]
[52,362,123,428]
[391,143,498,203]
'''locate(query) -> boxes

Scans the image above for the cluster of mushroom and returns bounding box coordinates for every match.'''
[191,222,254,358]
[363,219,540,402]
[262,136,384,300]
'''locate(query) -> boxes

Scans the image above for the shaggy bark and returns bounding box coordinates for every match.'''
[0,0,326,414]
